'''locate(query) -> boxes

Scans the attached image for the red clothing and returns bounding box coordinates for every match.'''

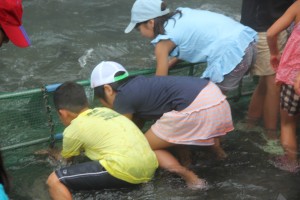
[276,23,300,85]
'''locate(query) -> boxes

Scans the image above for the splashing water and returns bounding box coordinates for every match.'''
[78,48,94,68]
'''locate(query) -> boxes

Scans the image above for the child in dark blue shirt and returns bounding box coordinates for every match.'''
[90,61,234,189]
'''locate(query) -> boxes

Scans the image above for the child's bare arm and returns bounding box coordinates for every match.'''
[168,57,180,69]
[35,147,73,165]
[155,40,176,76]
[267,2,299,69]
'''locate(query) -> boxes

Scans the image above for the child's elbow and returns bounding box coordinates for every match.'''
[266,29,276,40]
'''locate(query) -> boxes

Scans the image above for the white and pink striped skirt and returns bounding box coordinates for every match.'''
[151,81,234,146]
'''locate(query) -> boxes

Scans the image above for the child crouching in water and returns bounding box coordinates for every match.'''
[90,61,234,189]
[46,82,158,200]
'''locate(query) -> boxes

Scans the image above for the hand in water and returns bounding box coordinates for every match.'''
[34,148,62,161]
[187,178,208,190]
[35,148,69,167]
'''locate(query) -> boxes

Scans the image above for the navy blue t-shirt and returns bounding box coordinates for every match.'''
[113,76,209,120]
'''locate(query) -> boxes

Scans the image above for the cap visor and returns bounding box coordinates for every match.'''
[124,22,136,34]
[2,24,31,48]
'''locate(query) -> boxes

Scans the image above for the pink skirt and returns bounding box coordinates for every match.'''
[151,82,234,146]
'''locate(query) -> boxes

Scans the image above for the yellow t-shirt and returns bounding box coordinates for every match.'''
[61,107,158,184]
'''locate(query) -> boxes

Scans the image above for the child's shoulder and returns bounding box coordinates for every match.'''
[92,107,120,115]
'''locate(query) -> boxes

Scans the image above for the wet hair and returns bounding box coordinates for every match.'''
[0,151,10,194]
[53,81,89,113]
[135,2,182,37]
[93,71,133,102]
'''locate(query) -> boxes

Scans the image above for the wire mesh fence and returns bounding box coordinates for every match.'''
[0,62,255,151]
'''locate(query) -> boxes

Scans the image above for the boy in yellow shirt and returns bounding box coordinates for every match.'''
[46,81,158,200]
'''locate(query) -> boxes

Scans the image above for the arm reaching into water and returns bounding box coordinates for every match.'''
[155,40,176,76]
[35,147,72,166]
[168,57,181,69]
[34,148,61,159]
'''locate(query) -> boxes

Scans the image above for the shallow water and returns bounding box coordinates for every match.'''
[1,0,300,200]
[3,96,300,200]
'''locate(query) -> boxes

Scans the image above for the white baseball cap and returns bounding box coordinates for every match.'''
[124,0,170,33]
[90,61,129,88]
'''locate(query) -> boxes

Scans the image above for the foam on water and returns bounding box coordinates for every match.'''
[78,48,94,68]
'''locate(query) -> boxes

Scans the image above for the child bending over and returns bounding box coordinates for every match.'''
[46,81,158,200]
[124,0,257,93]
[90,61,234,189]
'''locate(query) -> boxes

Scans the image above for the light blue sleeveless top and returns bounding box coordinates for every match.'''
[151,8,257,83]
[0,184,8,200]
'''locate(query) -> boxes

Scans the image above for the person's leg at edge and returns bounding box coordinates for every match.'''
[247,75,280,140]
[172,145,192,167]
[247,76,266,127]
[280,109,298,163]
[145,129,207,189]
[47,172,72,200]
[211,137,227,160]
[263,75,280,140]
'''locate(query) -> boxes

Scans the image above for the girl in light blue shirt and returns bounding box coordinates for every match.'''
[125,0,257,92]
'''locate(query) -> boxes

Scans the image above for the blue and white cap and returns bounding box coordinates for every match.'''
[124,0,170,33]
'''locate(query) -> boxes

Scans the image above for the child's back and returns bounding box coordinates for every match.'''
[114,75,210,118]
[150,7,256,84]
[63,106,158,184]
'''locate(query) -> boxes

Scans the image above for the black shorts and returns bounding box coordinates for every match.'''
[55,161,135,191]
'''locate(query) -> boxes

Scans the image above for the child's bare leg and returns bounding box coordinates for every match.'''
[47,172,72,200]
[154,149,207,189]
[145,129,207,189]
[247,77,266,127]
[173,145,192,167]
[264,129,278,141]
[247,75,280,135]
[246,116,260,128]
[211,137,227,160]
[263,75,280,140]
[280,109,298,162]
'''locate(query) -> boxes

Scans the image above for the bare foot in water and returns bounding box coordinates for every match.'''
[180,169,208,190]
[270,155,300,173]
[263,129,279,141]
[210,137,228,160]
[187,177,208,190]
[211,144,228,160]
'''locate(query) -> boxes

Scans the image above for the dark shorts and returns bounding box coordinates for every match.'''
[55,161,135,191]
[280,84,300,116]
[217,41,257,92]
